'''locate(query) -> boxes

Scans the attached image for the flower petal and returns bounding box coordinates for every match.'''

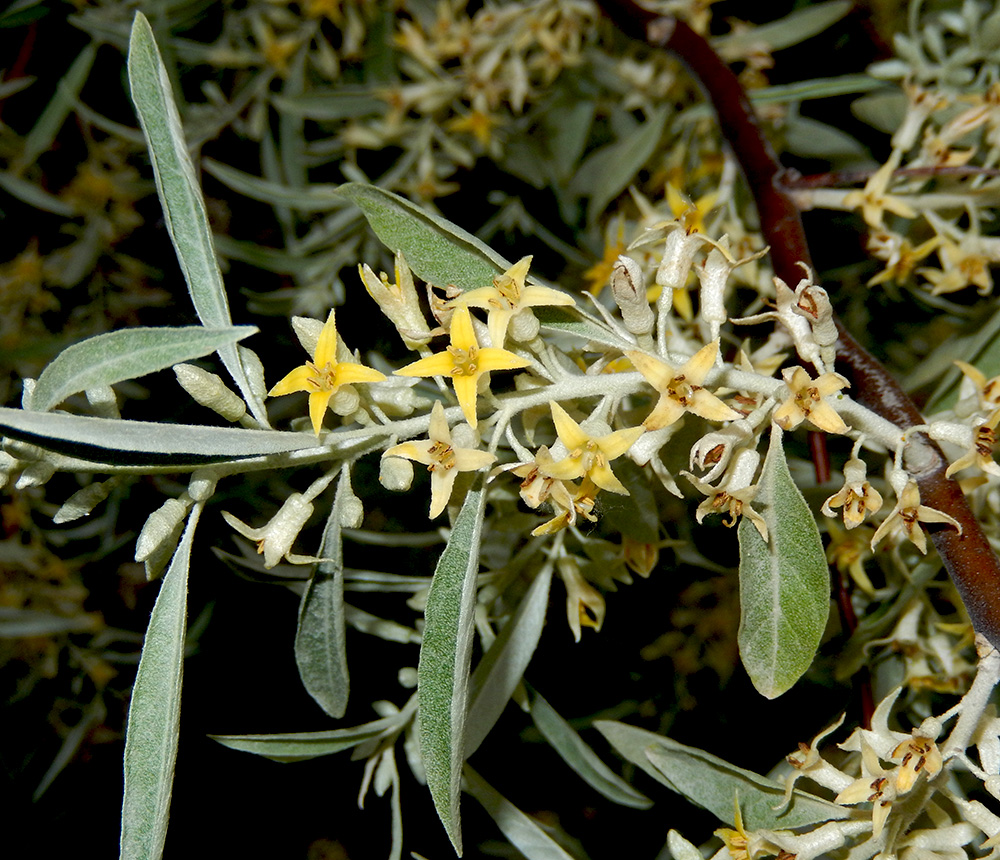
[333,362,386,387]
[308,389,334,436]
[452,374,480,428]
[476,346,531,373]
[450,305,479,351]
[314,309,339,365]
[268,365,313,397]
[550,402,589,450]
[680,340,720,384]
[395,351,457,377]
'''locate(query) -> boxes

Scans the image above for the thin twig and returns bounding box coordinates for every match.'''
[596,0,1000,648]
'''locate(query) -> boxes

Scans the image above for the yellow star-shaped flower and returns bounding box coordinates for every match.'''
[541,402,644,495]
[394,305,530,428]
[456,256,576,347]
[773,366,850,435]
[628,341,740,431]
[268,310,386,436]
[382,401,495,519]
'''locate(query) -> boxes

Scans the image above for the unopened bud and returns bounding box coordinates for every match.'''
[54,478,118,524]
[380,455,414,491]
[611,255,654,336]
[174,364,247,422]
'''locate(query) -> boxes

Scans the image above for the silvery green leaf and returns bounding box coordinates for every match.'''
[594,720,847,830]
[714,1,851,53]
[344,604,421,644]
[0,406,317,468]
[465,562,553,756]
[783,115,867,161]
[30,326,255,413]
[273,87,385,120]
[0,607,103,636]
[119,505,199,860]
[750,75,885,105]
[336,182,510,291]
[204,157,345,211]
[737,427,829,699]
[851,90,909,135]
[20,43,97,169]
[210,715,401,763]
[530,690,651,810]
[418,483,487,855]
[464,766,577,860]
[0,171,76,216]
[127,14,268,427]
[534,307,635,351]
[295,466,350,718]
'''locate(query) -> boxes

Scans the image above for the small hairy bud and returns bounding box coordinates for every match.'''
[136,498,190,564]
[86,386,120,419]
[54,478,118,524]
[174,363,247,422]
[380,456,414,492]
[611,255,654,336]
[16,460,56,489]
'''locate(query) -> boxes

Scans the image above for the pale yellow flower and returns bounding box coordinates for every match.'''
[382,401,495,519]
[773,366,850,435]
[455,256,575,347]
[822,456,883,528]
[944,409,1000,479]
[628,341,740,431]
[541,402,644,495]
[870,480,961,555]
[835,737,897,839]
[842,160,917,229]
[268,310,386,436]
[394,305,529,428]
[557,556,605,642]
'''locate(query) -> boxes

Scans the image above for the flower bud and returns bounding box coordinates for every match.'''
[86,386,120,419]
[380,455,414,491]
[16,460,56,489]
[174,363,247,422]
[136,498,189,564]
[222,493,314,569]
[358,251,433,350]
[54,478,118,524]
[611,255,654,336]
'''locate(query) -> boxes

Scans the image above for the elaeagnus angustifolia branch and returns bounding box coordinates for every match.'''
[596,0,1000,649]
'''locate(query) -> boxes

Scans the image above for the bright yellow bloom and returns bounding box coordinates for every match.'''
[628,341,740,431]
[541,402,644,495]
[382,401,495,519]
[456,256,575,347]
[268,310,386,436]
[394,305,530,428]
[773,366,850,435]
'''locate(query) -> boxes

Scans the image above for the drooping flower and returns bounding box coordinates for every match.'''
[772,366,850,435]
[628,341,740,431]
[557,556,605,642]
[455,256,575,347]
[682,448,767,541]
[381,401,495,519]
[268,309,386,436]
[394,305,530,428]
[942,409,1000,479]
[834,737,898,839]
[870,476,961,554]
[541,402,644,494]
[222,494,318,569]
[822,456,884,529]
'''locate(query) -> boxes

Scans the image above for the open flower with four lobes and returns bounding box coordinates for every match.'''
[541,402,644,495]
[499,446,598,536]
[935,408,1000,479]
[682,447,768,541]
[453,255,575,347]
[268,309,386,436]
[870,471,961,554]
[954,359,1000,418]
[556,555,605,642]
[382,401,495,519]
[834,736,899,839]
[394,305,530,428]
[627,341,741,431]
[773,366,851,435]
[822,455,884,529]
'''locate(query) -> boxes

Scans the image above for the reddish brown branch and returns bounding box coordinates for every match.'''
[596,1,1000,648]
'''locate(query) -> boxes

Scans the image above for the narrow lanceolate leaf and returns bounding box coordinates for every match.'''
[210,714,401,763]
[120,505,199,860]
[529,691,651,810]
[31,326,255,413]
[418,483,487,856]
[204,158,346,211]
[336,183,510,291]
[464,766,577,860]
[127,14,268,427]
[737,426,829,699]
[0,407,318,467]
[295,466,350,718]
[465,563,553,757]
[594,720,847,831]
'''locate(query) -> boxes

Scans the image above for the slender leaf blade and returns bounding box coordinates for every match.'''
[211,715,400,763]
[465,562,552,756]
[31,326,255,413]
[295,466,350,718]
[464,766,577,860]
[119,506,198,860]
[595,720,847,830]
[336,182,510,291]
[418,483,487,855]
[737,426,829,698]
[127,13,268,426]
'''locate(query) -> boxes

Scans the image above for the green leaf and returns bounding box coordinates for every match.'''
[336,182,510,291]
[295,466,350,719]
[0,407,318,468]
[529,691,652,810]
[204,158,347,212]
[920,304,1000,412]
[574,108,668,224]
[464,765,577,860]
[534,306,635,351]
[418,482,487,855]
[211,715,400,763]
[465,562,553,756]
[737,426,829,699]
[119,506,198,860]
[714,1,851,54]
[272,87,387,120]
[0,171,76,216]
[127,13,268,427]
[594,720,847,830]
[31,325,255,413]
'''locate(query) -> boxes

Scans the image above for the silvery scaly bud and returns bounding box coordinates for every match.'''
[136,497,191,580]
[16,460,56,488]
[174,364,247,422]
[187,470,217,503]
[54,478,119,524]
[380,453,414,491]
[508,308,540,343]
[611,255,654,336]
[86,386,120,418]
